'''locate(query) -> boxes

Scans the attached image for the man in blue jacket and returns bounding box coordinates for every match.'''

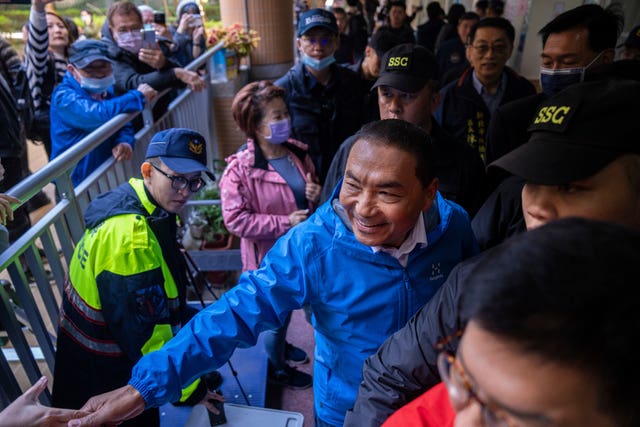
[49,39,156,186]
[67,119,478,427]
[344,77,640,427]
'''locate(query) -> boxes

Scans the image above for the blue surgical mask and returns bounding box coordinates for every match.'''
[301,53,335,71]
[539,51,603,97]
[263,118,291,144]
[79,74,115,94]
[539,67,583,97]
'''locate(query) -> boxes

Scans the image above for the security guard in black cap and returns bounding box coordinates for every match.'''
[346,76,640,427]
[323,44,488,217]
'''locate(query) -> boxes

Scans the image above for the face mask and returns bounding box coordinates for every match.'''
[301,53,335,71]
[116,31,143,54]
[263,118,291,144]
[539,51,603,97]
[79,74,115,94]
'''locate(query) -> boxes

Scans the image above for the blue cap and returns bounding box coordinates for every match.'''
[69,40,113,69]
[298,8,338,36]
[146,128,215,180]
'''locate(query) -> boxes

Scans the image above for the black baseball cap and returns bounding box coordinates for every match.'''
[371,44,439,93]
[69,40,113,69]
[146,128,215,180]
[298,8,338,37]
[369,28,402,59]
[489,79,640,185]
[619,24,640,49]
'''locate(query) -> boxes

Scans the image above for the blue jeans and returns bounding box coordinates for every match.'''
[263,311,292,370]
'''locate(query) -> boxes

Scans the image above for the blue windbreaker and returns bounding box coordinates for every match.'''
[129,185,478,425]
[50,71,145,186]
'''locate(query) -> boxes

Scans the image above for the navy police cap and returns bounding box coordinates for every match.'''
[146,128,215,180]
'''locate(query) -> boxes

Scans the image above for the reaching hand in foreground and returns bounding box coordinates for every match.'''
[66,385,145,427]
[0,376,88,427]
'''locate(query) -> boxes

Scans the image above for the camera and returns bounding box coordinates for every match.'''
[153,12,166,25]
[141,28,156,48]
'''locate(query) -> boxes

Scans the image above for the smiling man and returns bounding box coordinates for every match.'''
[435,17,535,160]
[345,77,640,427]
[323,44,487,217]
[52,128,219,427]
[66,119,477,427]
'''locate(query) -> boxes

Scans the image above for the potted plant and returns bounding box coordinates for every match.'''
[208,23,260,80]
[208,23,260,58]
[181,181,234,288]
[191,184,233,250]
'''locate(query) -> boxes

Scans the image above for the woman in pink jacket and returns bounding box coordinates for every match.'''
[219,80,321,390]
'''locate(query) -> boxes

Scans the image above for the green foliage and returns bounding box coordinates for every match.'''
[192,184,229,242]
[0,8,29,34]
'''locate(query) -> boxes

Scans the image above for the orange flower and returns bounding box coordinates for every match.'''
[208,24,260,57]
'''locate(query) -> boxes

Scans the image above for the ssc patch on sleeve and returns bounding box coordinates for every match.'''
[386,55,412,70]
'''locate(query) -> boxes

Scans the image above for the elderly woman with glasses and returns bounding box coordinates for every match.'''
[382,218,640,427]
[219,80,321,390]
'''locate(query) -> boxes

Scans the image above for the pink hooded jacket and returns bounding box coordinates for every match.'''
[219,139,319,271]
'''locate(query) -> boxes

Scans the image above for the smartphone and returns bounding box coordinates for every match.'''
[189,14,203,28]
[141,28,156,48]
[153,12,166,25]
[207,391,226,426]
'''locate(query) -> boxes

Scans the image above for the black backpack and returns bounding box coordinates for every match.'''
[0,71,24,157]
[8,63,36,140]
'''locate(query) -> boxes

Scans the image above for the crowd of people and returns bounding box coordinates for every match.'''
[0,1,639,427]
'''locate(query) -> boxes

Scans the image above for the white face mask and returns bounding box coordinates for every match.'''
[262,118,291,144]
[78,74,115,94]
[301,53,336,71]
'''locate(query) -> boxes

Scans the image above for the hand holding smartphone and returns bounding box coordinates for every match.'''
[207,390,226,426]
[141,28,156,49]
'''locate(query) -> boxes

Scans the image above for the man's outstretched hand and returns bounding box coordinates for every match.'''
[0,376,88,427]
[66,385,146,427]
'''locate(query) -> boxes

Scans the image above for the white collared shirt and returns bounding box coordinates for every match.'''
[371,214,428,267]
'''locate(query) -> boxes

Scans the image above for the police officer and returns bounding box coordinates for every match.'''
[51,128,222,427]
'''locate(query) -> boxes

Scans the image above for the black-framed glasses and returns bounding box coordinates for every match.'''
[469,43,509,56]
[300,35,333,47]
[437,351,515,427]
[151,163,205,193]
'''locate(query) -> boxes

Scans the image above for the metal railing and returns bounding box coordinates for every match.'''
[0,42,226,408]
